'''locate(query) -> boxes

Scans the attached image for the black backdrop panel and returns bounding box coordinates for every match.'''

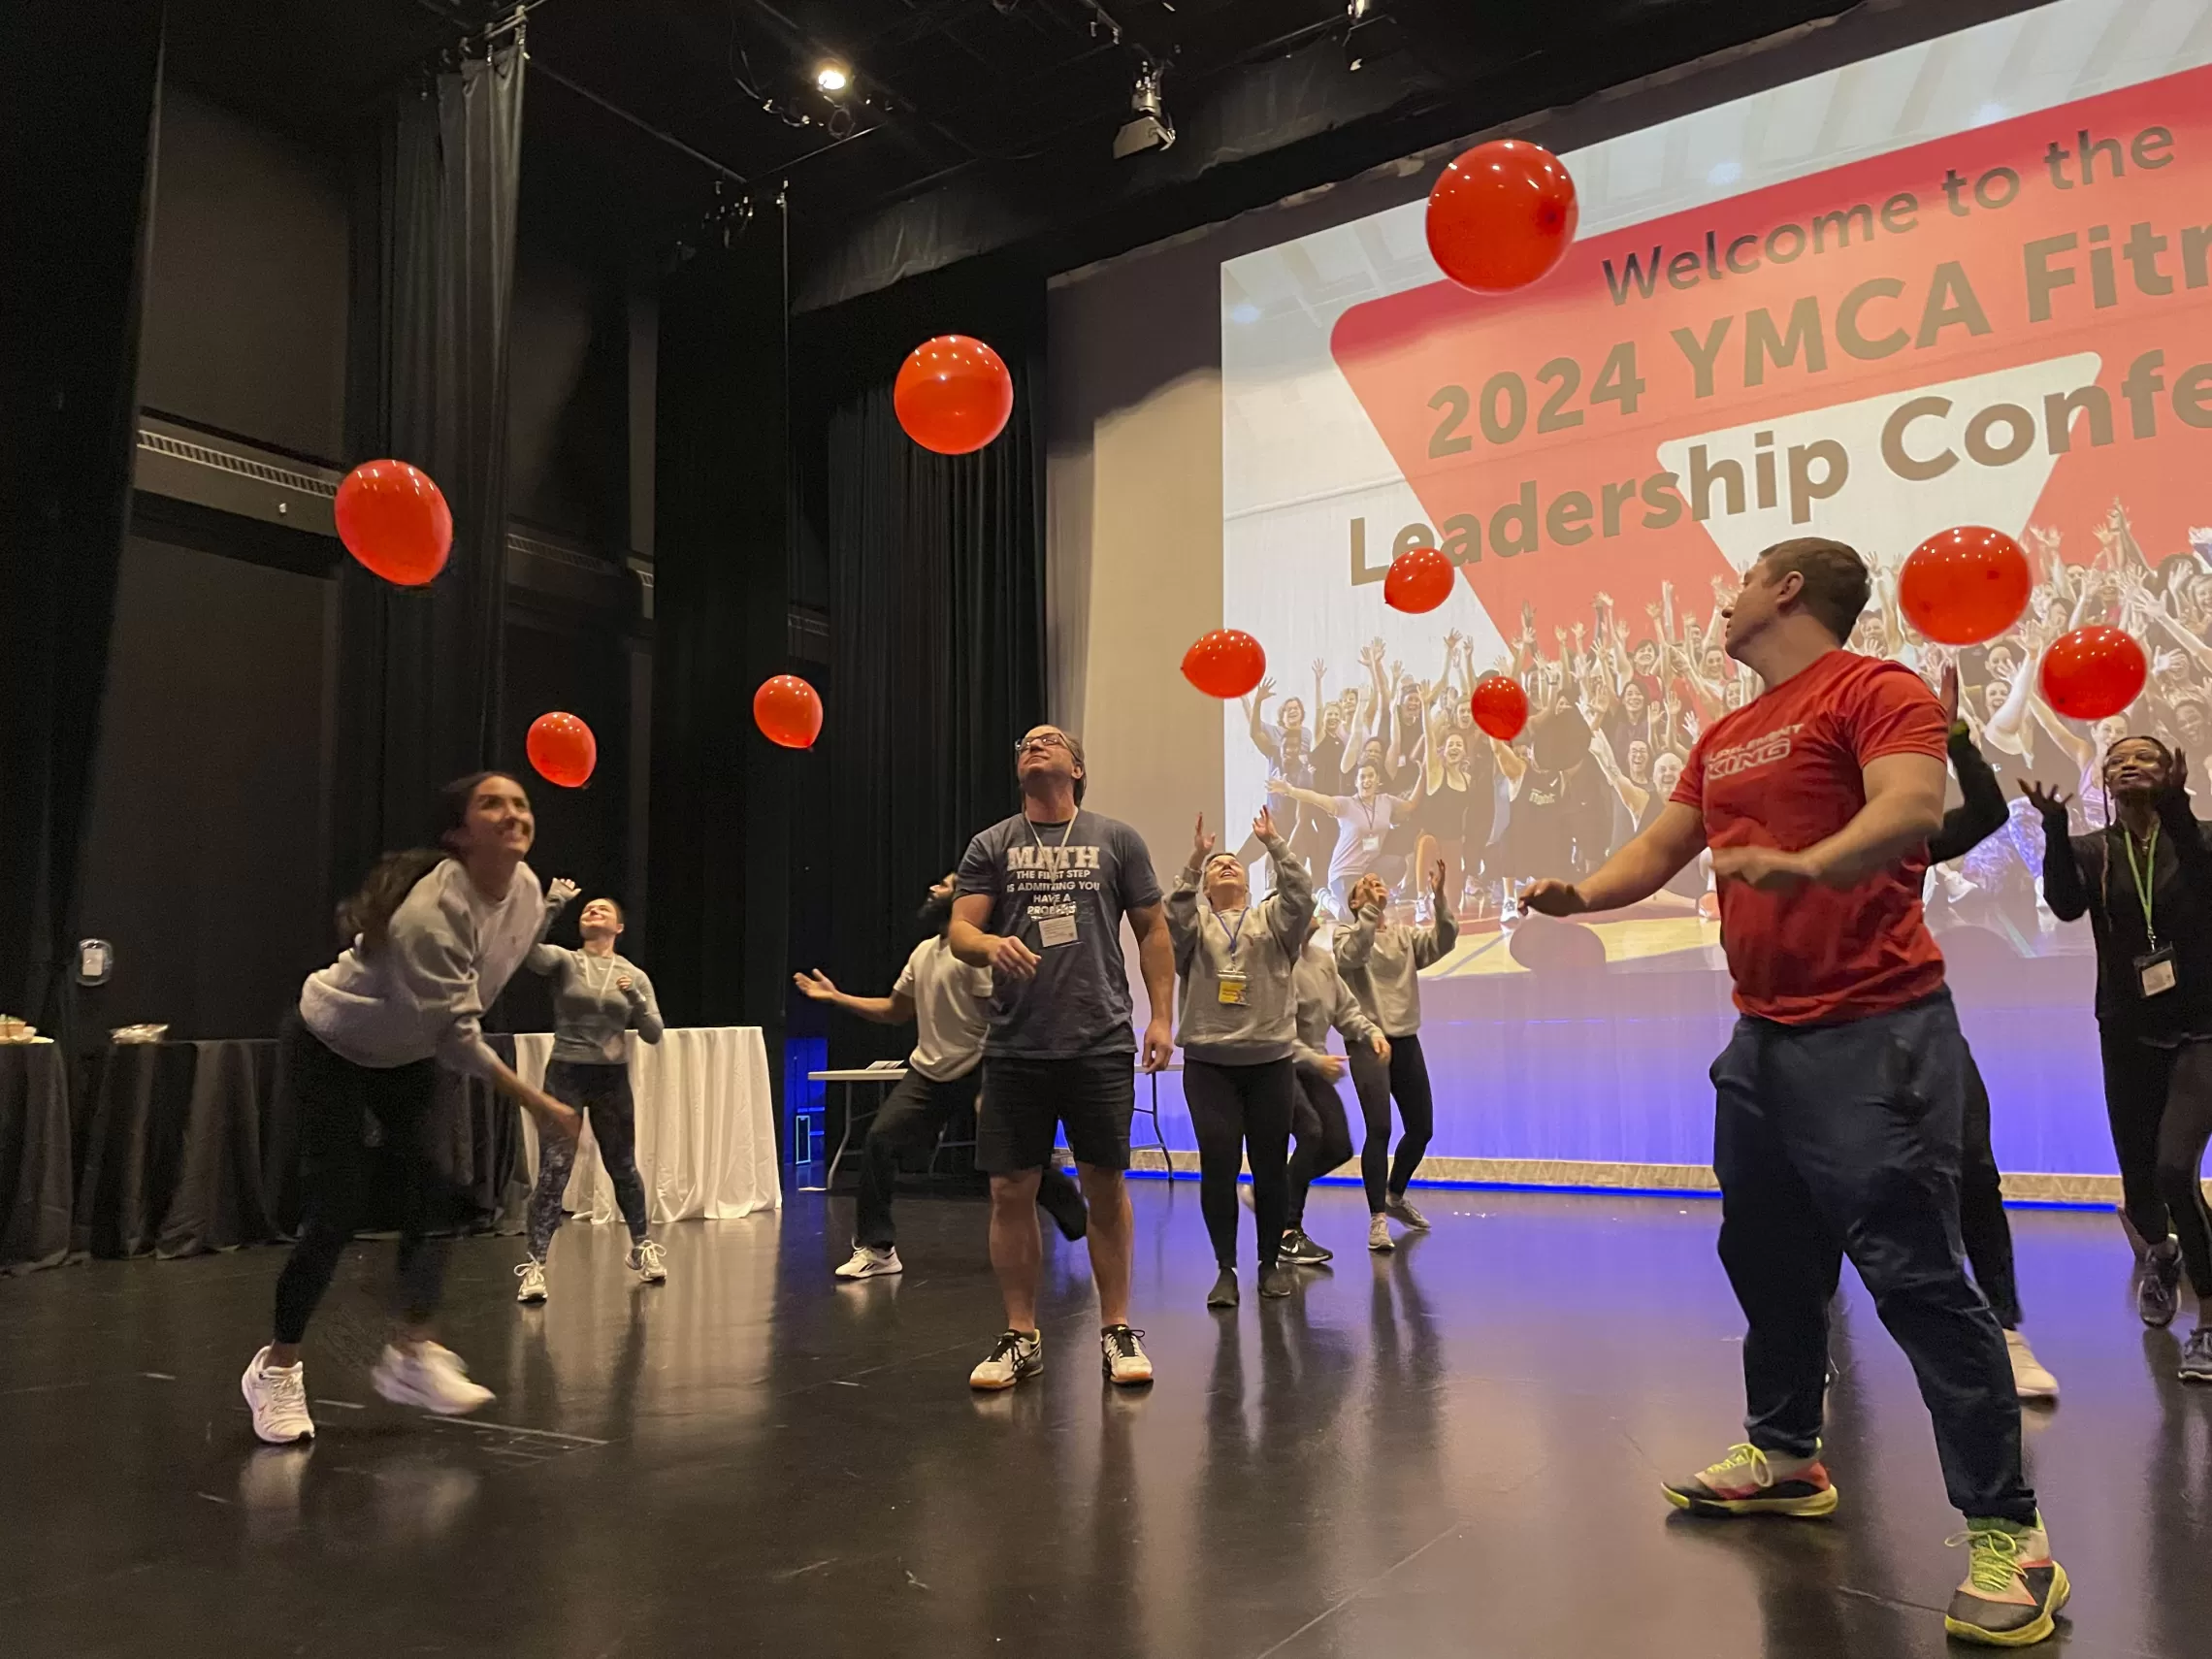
[77,534,336,1040]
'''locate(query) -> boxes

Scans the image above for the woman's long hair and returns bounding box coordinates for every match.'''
[335,771,511,954]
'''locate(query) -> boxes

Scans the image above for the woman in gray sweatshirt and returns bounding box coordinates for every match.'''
[1167,807,1315,1308]
[515,889,667,1303]
[242,772,582,1447]
[1282,917,1388,1266]
[1335,863,1457,1252]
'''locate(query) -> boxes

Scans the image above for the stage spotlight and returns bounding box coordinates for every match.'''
[1112,60,1174,158]
[1343,0,1404,72]
[815,61,851,93]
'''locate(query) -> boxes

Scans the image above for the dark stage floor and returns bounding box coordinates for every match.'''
[5,1183,2210,1658]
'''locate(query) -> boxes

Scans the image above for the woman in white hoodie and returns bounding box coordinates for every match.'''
[241,772,581,1446]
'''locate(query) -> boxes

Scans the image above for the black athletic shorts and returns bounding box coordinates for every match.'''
[976,1053,1135,1174]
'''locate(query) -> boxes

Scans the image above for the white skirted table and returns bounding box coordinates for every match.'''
[516,1026,781,1222]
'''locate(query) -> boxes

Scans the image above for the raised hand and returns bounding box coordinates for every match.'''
[1429,858,1448,901]
[2019,779,2073,820]
[2167,747,2192,803]
[1312,656,1329,679]
[793,968,841,1002]
[616,974,634,995]
[1252,805,1279,843]
[1192,813,1218,862]
[1254,675,1277,703]
[546,877,580,907]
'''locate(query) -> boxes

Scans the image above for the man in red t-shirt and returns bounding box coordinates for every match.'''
[1525,538,2064,1648]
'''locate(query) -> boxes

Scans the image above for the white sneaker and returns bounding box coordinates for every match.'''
[1384,1191,1431,1230]
[514,1259,548,1303]
[1368,1214,1395,1253]
[628,1239,668,1284]
[969,1328,1043,1390]
[2005,1329,2060,1401]
[1100,1323,1154,1386]
[372,1342,494,1416]
[241,1348,315,1444]
[834,1243,902,1280]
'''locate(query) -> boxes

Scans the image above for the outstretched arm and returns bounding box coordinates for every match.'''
[792,969,915,1025]
[1524,801,1708,916]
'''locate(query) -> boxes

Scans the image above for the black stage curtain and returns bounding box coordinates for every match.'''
[793,257,1050,1065]
[0,3,164,1035]
[332,42,526,893]
[648,217,793,1036]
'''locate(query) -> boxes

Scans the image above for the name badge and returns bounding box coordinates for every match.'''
[1038,913,1079,949]
[1217,972,1250,1006]
[2137,946,2177,998]
[1361,833,1382,855]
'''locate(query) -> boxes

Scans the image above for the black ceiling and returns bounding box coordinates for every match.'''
[163,0,1879,292]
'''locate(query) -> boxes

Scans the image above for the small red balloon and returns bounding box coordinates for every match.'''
[527,711,597,789]
[754,674,825,750]
[894,335,1014,455]
[2039,627,2148,722]
[1182,630,1267,700]
[335,460,452,586]
[1898,526,2033,646]
[1426,139,1578,294]
[1470,673,1530,742]
[1383,546,1454,614]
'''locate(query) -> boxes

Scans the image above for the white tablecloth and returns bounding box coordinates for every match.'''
[516,1026,780,1222]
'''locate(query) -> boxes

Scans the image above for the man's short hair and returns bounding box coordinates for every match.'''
[1756,537,1871,642]
[1064,730,1087,804]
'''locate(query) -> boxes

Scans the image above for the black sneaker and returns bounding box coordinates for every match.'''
[1038,1170,1090,1242]
[1258,1263,1295,1298]
[2139,1241,2183,1328]
[2180,1326,2212,1383]
[1281,1228,1333,1265]
[1206,1268,1239,1309]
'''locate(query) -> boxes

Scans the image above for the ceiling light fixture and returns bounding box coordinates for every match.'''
[1343,0,1404,73]
[815,62,851,94]
[1112,60,1174,158]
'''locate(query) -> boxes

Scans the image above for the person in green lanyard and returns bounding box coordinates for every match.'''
[2031,735,2212,1382]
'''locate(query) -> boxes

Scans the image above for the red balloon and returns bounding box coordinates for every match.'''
[1425,139,1578,294]
[527,711,597,789]
[754,674,825,750]
[2039,627,2148,721]
[1383,545,1454,614]
[334,460,452,586]
[1182,630,1267,699]
[894,335,1014,455]
[1470,673,1530,741]
[1898,526,2033,646]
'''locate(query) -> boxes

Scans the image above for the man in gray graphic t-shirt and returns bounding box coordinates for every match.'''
[951,724,1174,1393]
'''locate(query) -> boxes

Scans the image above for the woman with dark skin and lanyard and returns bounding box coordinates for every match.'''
[2031,736,2212,1382]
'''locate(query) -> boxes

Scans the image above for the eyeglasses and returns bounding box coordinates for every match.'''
[1013,733,1070,756]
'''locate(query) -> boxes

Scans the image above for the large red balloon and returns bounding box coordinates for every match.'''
[1898,526,2033,646]
[754,674,825,750]
[1182,630,1267,699]
[334,460,452,586]
[527,711,597,789]
[1426,139,1578,294]
[1384,545,1454,614]
[2040,627,2148,721]
[894,335,1014,455]
[1469,673,1530,741]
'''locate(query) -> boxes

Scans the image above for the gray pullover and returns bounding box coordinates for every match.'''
[1290,942,1380,1076]
[1165,830,1317,1063]
[530,895,666,1064]
[1334,901,1457,1038]
[299,859,544,1081]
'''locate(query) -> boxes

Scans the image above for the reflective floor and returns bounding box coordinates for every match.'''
[5,1182,2210,1657]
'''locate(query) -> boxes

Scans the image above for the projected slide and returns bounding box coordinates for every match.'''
[1217,0,2212,1174]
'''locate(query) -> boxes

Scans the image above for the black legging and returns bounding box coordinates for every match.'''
[2099,1026,2212,1298]
[1286,1068,1354,1231]
[272,1014,465,1345]
[528,1060,649,1258]
[1184,1057,1296,1272]
[1349,1032,1434,1212]
[1958,1049,2021,1329]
